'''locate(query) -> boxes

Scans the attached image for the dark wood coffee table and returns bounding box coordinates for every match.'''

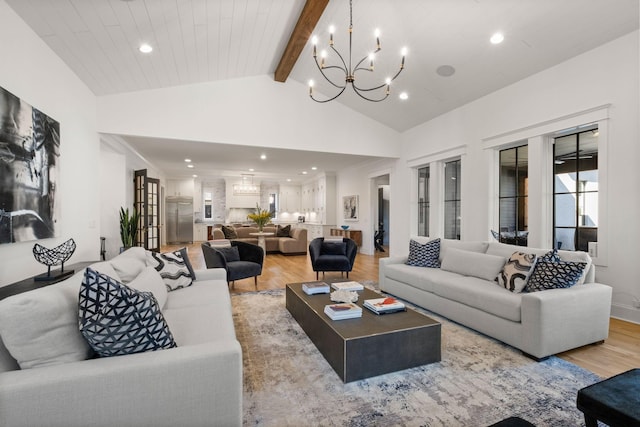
[286,282,441,383]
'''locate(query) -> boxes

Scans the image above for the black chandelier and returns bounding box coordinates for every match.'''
[308,0,407,103]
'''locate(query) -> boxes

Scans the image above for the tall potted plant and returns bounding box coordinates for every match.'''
[119,207,140,250]
[247,203,272,232]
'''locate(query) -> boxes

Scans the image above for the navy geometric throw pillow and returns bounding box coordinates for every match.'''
[524,259,586,292]
[79,268,177,357]
[406,238,441,268]
[539,249,561,263]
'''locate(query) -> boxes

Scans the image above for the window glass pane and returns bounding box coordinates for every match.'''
[577,228,597,252]
[418,166,430,236]
[555,228,575,251]
[499,199,516,232]
[554,135,577,193]
[555,194,577,227]
[444,201,460,239]
[579,192,598,227]
[499,149,517,197]
[517,146,528,196]
[580,170,599,192]
[555,172,576,194]
[444,163,460,200]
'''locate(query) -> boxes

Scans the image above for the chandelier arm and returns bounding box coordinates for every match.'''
[351,85,389,102]
[310,86,347,103]
[352,66,405,92]
[353,46,381,71]
[329,44,350,77]
[314,58,347,89]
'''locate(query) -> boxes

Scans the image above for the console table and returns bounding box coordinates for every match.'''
[330,229,362,247]
[0,261,96,300]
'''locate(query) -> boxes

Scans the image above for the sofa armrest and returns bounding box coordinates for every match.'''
[378,256,408,290]
[194,268,227,282]
[212,228,225,239]
[290,227,307,241]
[521,282,612,358]
[0,341,242,427]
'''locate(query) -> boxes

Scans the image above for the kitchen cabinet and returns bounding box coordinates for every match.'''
[298,174,336,225]
[166,179,194,197]
[279,185,301,213]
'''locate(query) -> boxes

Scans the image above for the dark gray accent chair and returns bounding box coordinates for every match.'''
[201,241,264,288]
[309,237,358,280]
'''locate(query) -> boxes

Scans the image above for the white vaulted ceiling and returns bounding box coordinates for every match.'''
[5,0,639,179]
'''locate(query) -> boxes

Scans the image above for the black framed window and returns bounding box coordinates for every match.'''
[444,159,461,240]
[498,145,528,246]
[418,166,430,236]
[553,128,598,251]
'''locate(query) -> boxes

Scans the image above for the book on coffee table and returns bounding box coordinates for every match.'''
[363,297,406,315]
[331,281,364,291]
[302,282,330,295]
[324,303,363,320]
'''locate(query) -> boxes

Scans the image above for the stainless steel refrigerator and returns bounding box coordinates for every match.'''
[166,196,194,244]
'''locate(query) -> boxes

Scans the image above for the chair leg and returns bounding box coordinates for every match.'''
[254,276,258,289]
[346,272,349,278]
[341,272,344,278]
[316,272,319,280]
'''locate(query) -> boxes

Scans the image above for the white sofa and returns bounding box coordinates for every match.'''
[0,247,242,427]
[380,238,612,360]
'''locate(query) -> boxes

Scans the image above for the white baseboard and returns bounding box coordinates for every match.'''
[610,303,640,325]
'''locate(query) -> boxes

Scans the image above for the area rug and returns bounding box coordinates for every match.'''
[231,288,600,427]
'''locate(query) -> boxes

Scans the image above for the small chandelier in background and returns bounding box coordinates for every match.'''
[308,0,407,103]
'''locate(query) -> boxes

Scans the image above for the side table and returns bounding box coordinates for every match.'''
[249,232,274,252]
[0,261,96,300]
[577,368,640,427]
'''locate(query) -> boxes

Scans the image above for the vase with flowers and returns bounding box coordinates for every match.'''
[247,203,272,232]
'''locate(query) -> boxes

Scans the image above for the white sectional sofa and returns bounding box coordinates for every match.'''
[0,247,242,427]
[380,238,612,360]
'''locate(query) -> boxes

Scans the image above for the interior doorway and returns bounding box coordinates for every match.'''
[372,174,390,254]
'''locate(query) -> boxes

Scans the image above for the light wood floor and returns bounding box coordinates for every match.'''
[167,242,640,379]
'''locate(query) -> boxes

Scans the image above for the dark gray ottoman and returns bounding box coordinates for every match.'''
[577,368,640,427]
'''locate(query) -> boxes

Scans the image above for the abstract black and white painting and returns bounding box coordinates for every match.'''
[343,195,359,221]
[0,86,60,244]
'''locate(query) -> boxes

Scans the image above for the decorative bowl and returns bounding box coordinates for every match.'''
[341,225,349,230]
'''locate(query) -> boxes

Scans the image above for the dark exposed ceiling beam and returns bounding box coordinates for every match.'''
[274,0,329,83]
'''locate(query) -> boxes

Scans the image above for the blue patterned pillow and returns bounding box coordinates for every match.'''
[524,259,586,292]
[146,250,194,291]
[406,238,441,268]
[79,268,177,357]
[539,249,561,263]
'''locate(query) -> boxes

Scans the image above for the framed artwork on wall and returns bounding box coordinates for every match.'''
[343,195,359,221]
[0,85,60,244]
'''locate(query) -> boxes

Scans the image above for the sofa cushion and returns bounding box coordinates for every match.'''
[524,259,586,292]
[496,251,537,293]
[321,241,347,255]
[441,248,506,281]
[163,304,236,345]
[146,250,194,291]
[384,263,462,294]
[439,239,489,262]
[217,246,241,262]
[79,268,177,357]
[406,238,441,268]
[110,246,148,282]
[432,276,523,322]
[221,225,238,239]
[88,261,122,282]
[276,224,291,237]
[127,266,168,309]
[0,271,93,369]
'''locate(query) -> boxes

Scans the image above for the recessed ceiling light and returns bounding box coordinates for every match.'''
[311,166,317,170]
[302,171,308,175]
[490,32,504,44]
[184,158,191,163]
[287,178,291,182]
[139,43,153,53]
[260,154,267,160]
[187,164,194,168]
[192,174,198,178]
[399,92,409,100]
[249,168,255,172]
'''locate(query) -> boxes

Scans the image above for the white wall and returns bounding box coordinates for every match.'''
[96,75,401,159]
[0,1,99,285]
[99,148,126,260]
[395,31,640,323]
